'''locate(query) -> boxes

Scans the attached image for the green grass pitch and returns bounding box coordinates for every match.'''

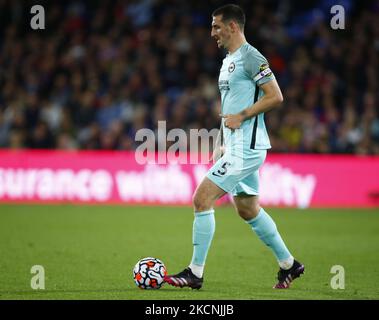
[0,204,378,300]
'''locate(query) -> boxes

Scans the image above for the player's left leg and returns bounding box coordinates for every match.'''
[189,177,226,278]
[164,177,226,289]
[233,194,305,289]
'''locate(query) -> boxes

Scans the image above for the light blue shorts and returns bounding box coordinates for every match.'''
[206,149,267,196]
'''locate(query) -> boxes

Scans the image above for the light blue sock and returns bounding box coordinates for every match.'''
[246,208,292,264]
[190,210,215,267]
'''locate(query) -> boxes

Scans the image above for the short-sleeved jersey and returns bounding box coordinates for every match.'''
[218,42,275,154]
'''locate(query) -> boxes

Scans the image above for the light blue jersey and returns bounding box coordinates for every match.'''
[207,42,275,196]
[218,42,274,152]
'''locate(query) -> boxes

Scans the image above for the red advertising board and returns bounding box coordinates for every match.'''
[0,150,378,208]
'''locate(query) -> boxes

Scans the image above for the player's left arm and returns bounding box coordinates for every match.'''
[222,51,283,130]
[241,79,283,119]
[222,79,283,129]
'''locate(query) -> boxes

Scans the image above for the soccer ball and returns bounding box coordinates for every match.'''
[133,257,167,289]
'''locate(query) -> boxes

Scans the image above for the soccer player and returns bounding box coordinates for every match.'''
[164,4,304,289]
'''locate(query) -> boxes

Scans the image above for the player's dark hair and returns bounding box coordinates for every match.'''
[212,4,245,30]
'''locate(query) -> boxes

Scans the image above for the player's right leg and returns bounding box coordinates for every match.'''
[233,194,305,288]
[164,177,226,289]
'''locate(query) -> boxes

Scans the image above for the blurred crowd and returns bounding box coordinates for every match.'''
[0,0,378,154]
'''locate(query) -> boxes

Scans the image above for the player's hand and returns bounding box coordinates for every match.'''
[220,114,244,130]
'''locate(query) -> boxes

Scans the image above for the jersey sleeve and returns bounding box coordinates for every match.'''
[243,50,275,86]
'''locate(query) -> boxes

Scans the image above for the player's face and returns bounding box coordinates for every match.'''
[211,15,232,50]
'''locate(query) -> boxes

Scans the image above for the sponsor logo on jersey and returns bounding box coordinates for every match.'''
[218,80,230,91]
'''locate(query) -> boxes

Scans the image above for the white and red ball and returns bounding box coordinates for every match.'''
[133,257,167,289]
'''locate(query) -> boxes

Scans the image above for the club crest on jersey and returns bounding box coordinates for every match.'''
[228,62,235,73]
